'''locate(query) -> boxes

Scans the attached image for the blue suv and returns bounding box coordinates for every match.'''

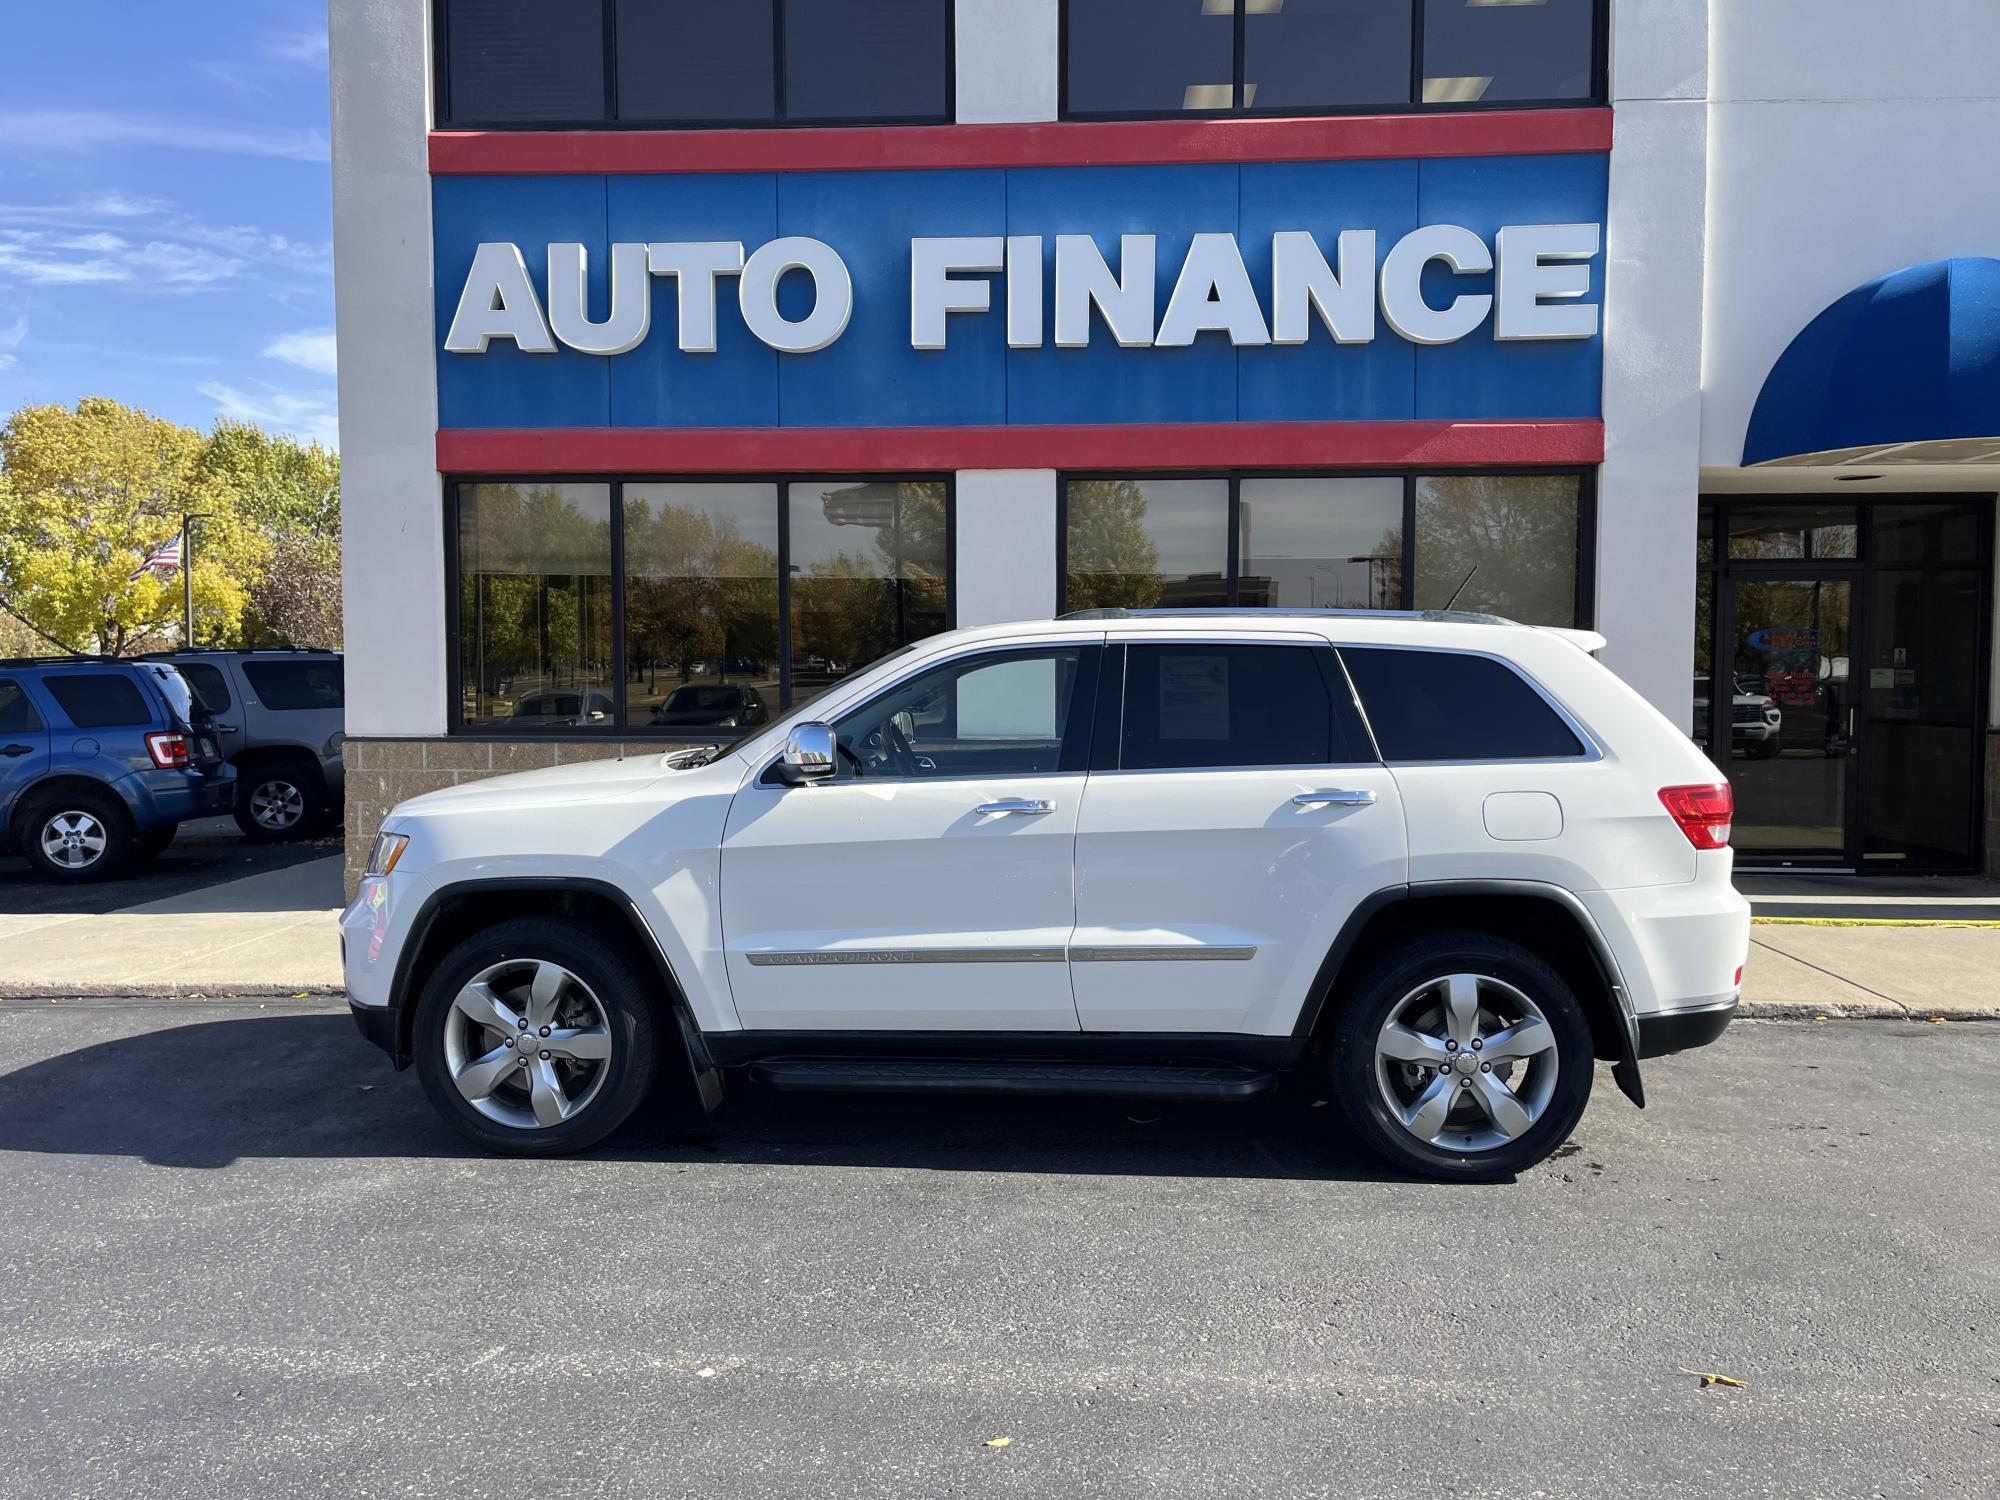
[0,658,235,882]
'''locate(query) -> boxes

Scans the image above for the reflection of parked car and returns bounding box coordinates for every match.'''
[0,657,234,881]
[144,648,346,841]
[511,690,613,726]
[650,683,768,730]
[1694,676,1782,759]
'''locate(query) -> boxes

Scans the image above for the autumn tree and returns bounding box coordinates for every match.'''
[196,418,343,648]
[0,398,263,654]
[0,398,344,655]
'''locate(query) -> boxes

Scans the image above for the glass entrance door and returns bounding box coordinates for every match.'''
[1724,574,1857,863]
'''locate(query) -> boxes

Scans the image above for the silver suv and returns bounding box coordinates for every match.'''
[145,650,345,841]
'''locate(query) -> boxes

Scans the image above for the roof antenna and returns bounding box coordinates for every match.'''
[1442,564,1479,611]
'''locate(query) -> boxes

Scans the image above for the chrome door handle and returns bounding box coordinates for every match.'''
[1293,789,1376,807]
[976,798,1055,816]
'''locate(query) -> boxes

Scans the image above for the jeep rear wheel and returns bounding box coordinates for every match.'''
[1329,931,1594,1183]
[412,918,659,1156]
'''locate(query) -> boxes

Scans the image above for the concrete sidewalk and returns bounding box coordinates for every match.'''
[0,858,1995,1018]
[0,854,343,997]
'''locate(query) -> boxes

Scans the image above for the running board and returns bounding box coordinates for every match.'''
[749,1058,1277,1101]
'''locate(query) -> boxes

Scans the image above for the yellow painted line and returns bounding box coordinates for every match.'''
[1752,917,2000,929]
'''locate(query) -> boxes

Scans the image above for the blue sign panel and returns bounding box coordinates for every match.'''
[433,155,1607,430]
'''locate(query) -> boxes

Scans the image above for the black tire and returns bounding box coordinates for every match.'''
[131,823,179,866]
[14,786,137,884]
[413,917,661,1157]
[1749,738,1781,760]
[1329,930,1594,1183]
[233,755,327,842]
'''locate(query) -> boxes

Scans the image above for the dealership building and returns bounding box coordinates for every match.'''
[331,1,2000,884]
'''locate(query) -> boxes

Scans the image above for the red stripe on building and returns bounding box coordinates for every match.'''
[430,109,1613,177]
[436,420,1604,475]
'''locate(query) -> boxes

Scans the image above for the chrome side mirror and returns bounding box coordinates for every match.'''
[777,721,837,784]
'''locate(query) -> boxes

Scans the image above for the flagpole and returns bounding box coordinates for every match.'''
[180,512,210,647]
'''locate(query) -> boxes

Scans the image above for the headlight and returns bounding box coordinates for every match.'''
[364,831,409,877]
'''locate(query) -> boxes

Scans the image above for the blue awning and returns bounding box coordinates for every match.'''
[1743,257,2000,466]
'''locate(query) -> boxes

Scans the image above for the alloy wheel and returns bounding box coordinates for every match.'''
[443,959,614,1130]
[1373,973,1560,1153]
[40,810,108,870]
[250,779,305,830]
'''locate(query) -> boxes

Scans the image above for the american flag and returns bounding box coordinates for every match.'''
[129,533,184,582]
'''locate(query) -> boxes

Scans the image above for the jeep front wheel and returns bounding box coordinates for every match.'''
[412,918,659,1157]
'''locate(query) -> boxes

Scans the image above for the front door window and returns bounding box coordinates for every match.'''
[1726,576,1854,860]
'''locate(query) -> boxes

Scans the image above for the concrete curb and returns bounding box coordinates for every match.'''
[1737,999,2000,1022]
[0,985,345,1001]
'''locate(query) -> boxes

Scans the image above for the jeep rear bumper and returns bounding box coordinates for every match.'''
[1636,995,1737,1059]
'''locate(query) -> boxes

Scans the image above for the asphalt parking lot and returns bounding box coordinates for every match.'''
[0,1003,1992,1499]
[0,817,337,917]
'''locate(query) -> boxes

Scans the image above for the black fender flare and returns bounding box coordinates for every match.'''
[1293,879,1644,1108]
[384,876,722,1116]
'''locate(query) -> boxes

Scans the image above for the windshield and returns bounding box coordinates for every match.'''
[728,643,924,763]
[666,686,743,711]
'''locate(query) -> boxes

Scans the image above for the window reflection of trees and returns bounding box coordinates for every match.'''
[1066,479,1166,610]
[790,481,948,706]
[458,483,613,726]
[624,487,780,723]
[1414,475,1580,626]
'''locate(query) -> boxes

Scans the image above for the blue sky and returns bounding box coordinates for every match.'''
[0,1,336,446]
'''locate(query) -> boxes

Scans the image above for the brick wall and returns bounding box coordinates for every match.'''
[343,737,659,896]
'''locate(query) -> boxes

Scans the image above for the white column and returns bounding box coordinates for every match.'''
[954,470,1059,627]
[1595,1,1710,731]
[955,0,1059,124]
[330,0,446,737]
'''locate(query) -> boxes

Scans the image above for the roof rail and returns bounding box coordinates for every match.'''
[0,653,122,668]
[131,646,341,658]
[1057,607,1516,626]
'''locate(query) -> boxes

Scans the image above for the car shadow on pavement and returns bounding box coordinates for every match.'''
[0,1012,1417,1182]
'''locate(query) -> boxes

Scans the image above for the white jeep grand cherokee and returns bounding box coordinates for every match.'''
[343,609,1749,1182]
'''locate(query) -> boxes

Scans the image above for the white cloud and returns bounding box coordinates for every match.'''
[0,198,328,295]
[0,308,25,368]
[264,330,337,376]
[0,240,129,285]
[199,381,339,448]
[0,110,329,164]
[266,28,329,65]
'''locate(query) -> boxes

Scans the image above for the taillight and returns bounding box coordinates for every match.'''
[1659,782,1733,850]
[145,731,191,769]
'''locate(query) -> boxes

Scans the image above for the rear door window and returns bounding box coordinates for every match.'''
[242,659,345,711]
[177,662,233,714]
[43,673,153,729]
[1119,644,1358,770]
[1340,647,1585,762]
[0,678,42,733]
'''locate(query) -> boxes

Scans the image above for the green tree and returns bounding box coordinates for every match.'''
[0,398,344,655]
[0,398,261,654]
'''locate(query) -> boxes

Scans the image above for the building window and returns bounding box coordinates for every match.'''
[451,477,951,735]
[455,483,616,730]
[1062,0,1603,119]
[1412,474,1582,625]
[438,0,952,128]
[1063,478,1230,611]
[1062,472,1588,628]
